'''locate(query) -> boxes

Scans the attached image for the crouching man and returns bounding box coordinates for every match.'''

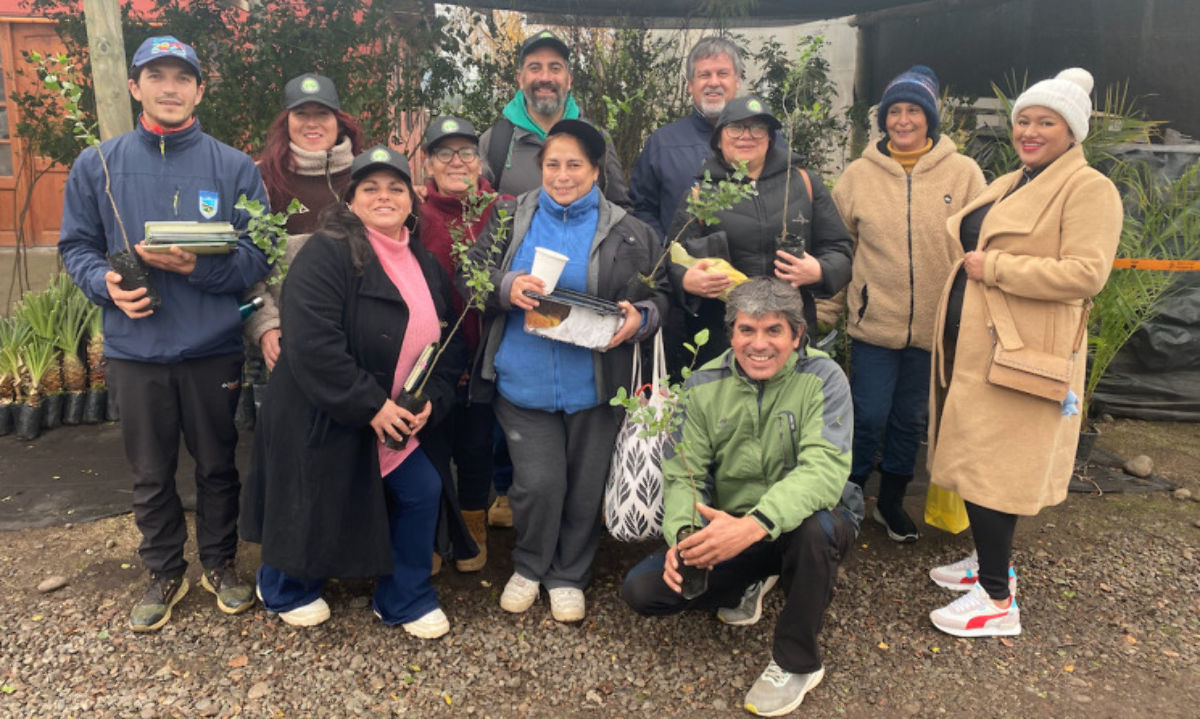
[621,278,863,716]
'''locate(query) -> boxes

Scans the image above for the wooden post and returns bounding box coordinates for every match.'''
[83,0,133,140]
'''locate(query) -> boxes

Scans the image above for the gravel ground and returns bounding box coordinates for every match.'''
[2,418,1198,718]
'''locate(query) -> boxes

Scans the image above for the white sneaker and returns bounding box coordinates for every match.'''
[499,573,540,613]
[402,607,450,639]
[744,660,824,716]
[278,597,331,627]
[929,550,1018,595]
[256,585,330,627]
[548,587,586,623]
[929,583,1021,637]
[718,575,779,626]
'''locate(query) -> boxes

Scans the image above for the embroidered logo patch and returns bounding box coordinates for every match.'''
[150,38,187,59]
[441,119,459,132]
[371,148,391,162]
[539,31,554,39]
[301,77,320,94]
[198,190,219,219]
[746,98,763,113]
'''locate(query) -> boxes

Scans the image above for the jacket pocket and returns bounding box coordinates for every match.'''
[855,284,869,325]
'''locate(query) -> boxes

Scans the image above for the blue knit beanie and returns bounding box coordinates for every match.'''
[877,65,940,138]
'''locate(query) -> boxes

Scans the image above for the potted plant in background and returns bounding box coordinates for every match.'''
[55,277,94,426]
[14,331,56,440]
[0,318,27,436]
[15,287,64,431]
[82,303,108,425]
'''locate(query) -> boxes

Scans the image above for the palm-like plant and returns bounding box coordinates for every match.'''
[16,287,63,399]
[85,302,106,390]
[53,277,92,394]
[1086,160,1200,413]
[18,335,58,408]
[0,317,31,404]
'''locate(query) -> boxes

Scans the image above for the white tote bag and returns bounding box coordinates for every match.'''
[604,330,668,542]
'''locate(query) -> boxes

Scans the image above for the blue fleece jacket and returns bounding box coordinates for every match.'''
[493,186,600,413]
[59,119,269,363]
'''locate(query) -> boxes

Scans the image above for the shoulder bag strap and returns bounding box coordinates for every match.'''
[797,167,813,203]
[488,118,515,189]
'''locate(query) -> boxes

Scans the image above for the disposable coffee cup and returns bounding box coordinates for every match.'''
[531,247,569,294]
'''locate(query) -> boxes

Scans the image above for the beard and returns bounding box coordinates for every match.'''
[527,82,567,116]
[698,96,727,121]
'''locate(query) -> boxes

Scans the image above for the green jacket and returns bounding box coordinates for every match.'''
[662,345,853,544]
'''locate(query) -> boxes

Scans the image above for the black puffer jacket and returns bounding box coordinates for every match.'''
[667,144,853,365]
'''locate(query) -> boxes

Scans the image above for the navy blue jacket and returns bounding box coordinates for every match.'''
[59,119,269,363]
[629,108,716,241]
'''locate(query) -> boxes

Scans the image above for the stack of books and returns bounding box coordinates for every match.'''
[142,222,239,254]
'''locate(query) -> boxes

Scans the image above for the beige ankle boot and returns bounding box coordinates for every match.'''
[456,510,487,572]
[431,552,442,576]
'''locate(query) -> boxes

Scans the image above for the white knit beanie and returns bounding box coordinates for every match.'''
[1011,67,1094,141]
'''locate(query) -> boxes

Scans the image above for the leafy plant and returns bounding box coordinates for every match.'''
[610,329,710,533]
[85,304,106,391]
[17,335,58,408]
[51,276,93,394]
[753,35,847,174]
[1086,160,1200,414]
[413,188,510,398]
[234,197,306,285]
[0,318,32,403]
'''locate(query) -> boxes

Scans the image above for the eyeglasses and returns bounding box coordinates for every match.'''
[432,146,480,163]
[722,122,770,140]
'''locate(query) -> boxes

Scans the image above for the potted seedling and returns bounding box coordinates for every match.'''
[82,303,109,424]
[16,287,64,430]
[56,278,94,425]
[15,334,57,440]
[0,318,28,436]
[610,329,710,599]
[385,188,509,451]
[33,51,159,308]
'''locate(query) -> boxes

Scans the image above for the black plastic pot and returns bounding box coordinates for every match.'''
[14,403,44,440]
[0,403,13,436]
[383,391,427,451]
[62,392,86,425]
[106,388,119,422]
[107,250,162,310]
[675,526,710,600]
[83,389,108,424]
[41,393,64,429]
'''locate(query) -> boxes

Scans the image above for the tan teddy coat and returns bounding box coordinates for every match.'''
[832,135,986,351]
[928,145,1122,515]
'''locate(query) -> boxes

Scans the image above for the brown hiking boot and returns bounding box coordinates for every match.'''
[487,496,513,528]
[199,559,256,615]
[456,510,487,572]
[129,572,189,632]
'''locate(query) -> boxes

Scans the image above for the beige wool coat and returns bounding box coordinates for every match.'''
[928,145,1122,515]
[833,135,986,350]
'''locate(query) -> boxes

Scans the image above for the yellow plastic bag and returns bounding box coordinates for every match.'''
[924,484,969,534]
[669,243,747,301]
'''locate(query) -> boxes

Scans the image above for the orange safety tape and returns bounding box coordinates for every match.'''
[1111,258,1200,271]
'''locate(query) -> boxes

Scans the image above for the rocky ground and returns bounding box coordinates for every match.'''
[1,418,1198,718]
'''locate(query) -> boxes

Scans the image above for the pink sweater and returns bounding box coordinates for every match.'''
[366,226,440,476]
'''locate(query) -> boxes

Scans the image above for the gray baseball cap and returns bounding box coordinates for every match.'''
[284,73,339,111]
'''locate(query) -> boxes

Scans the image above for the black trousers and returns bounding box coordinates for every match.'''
[621,510,855,674]
[965,500,1018,601]
[108,354,243,576]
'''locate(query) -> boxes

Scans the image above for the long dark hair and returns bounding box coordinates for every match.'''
[318,171,421,275]
[258,107,365,210]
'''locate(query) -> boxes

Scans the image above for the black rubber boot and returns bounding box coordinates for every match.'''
[873,471,919,542]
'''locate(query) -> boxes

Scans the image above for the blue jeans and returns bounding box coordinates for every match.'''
[257,448,442,624]
[849,340,931,479]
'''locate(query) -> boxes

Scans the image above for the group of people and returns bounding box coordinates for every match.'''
[58,28,1122,717]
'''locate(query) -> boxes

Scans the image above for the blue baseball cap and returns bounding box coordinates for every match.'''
[130,36,203,81]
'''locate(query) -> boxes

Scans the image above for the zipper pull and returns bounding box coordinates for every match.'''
[160,135,166,157]
[173,187,180,216]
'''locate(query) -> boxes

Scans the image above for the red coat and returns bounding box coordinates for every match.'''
[420,178,509,353]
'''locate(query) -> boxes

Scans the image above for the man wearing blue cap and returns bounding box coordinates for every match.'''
[59,35,269,632]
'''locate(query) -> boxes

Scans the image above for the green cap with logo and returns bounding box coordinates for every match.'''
[283,73,340,111]
[710,95,781,151]
[350,145,412,184]
[423,116,478,152]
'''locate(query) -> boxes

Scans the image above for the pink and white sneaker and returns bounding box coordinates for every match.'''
[929,583,1021,637]
[929,551,1017,595]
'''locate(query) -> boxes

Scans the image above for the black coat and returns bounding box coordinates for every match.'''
[239,231,471,579]
[666,144,853,365]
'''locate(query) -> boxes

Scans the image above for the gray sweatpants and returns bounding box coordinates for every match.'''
[493,395,621,590]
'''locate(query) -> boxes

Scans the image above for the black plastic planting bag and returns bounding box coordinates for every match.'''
[14,403,43,440]
[62,392,86,425]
